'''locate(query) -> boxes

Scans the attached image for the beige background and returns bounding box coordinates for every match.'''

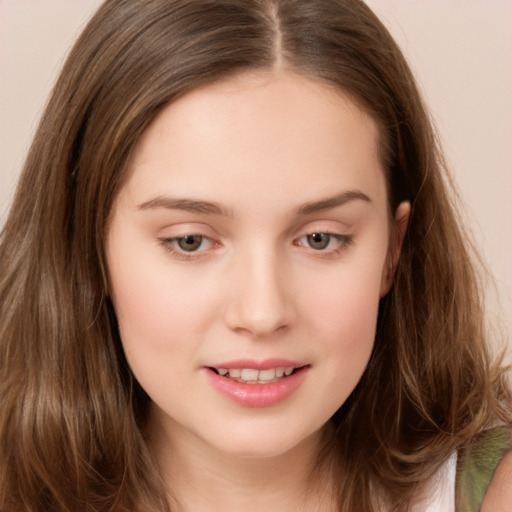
[1,0,511,348]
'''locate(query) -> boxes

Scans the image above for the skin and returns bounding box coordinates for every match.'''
[106,71,409,511]
[482,450,512,512]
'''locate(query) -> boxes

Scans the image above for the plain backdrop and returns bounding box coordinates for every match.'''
[0,0,511,350]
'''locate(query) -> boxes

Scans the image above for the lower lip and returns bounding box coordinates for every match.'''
[204,366,309,407]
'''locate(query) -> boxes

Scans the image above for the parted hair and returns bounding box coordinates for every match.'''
[0,0,510,511]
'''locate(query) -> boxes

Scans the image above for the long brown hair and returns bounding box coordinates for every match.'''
[1,1,510,510]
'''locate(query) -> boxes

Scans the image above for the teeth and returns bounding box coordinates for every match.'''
[258,368,276,381]
[215,366,296,382]
[240,368,259,381]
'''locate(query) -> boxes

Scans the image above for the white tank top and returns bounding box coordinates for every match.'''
[412,451,457,512]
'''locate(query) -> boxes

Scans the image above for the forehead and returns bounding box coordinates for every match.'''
[122,71,387,212]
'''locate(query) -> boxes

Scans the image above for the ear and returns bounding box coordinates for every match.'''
[380,201,411,297]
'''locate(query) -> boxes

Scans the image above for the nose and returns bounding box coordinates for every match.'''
[223,245,295,339]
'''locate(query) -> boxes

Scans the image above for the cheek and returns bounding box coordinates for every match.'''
[306,256,384,340]
[111,264,212,352]
[107,232,211,369]
[301,256,385,403]
[108,266,219,404]
[311,283,380,372]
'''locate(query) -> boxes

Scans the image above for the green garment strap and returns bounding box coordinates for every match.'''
[455,426,512,512]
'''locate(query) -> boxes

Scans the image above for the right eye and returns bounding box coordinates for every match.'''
[158,233,217,260]
[304,232,333,250]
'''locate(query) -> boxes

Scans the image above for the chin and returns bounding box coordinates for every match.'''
[202,421,327,461]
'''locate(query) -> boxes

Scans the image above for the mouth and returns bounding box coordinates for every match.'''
[204,361,310,407]
[208,365,308,384]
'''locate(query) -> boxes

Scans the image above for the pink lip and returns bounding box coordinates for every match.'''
[209,358,306,370]
[203,362,310,408]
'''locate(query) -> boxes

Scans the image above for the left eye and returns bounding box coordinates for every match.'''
[175,235,206,252]
[297,232,352,251]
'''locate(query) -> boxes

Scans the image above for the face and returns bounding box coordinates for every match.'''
[106,71,408,460]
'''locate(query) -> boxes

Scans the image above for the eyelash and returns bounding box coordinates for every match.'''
[158,231,354,261]
[295,232,354,255]
[158,234,216,261]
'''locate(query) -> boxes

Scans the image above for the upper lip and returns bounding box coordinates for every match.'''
[208,358,308,370]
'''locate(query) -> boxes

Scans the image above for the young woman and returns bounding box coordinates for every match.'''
[0,1,510,511]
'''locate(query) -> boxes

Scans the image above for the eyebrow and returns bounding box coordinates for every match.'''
[138,196,227,215]
[296,190,371,215]
[137,189,371,216]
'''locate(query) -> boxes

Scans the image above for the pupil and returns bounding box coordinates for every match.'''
[308,233,330,250]
[178,235,202,251]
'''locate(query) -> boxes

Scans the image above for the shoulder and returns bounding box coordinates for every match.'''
[481,448,512,512]
[456,426,512,512]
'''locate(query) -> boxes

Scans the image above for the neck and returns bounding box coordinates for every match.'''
[147,414,336,512]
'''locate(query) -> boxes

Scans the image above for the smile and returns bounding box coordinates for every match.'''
[212,366,298,383]
[204,361,310,407]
